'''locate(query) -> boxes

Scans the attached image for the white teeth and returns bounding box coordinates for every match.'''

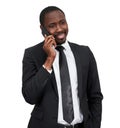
[57,33,65,39]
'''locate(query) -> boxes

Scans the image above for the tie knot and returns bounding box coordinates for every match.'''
[56,45,64,52]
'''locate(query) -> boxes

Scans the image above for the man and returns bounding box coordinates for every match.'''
[22,6,103,128]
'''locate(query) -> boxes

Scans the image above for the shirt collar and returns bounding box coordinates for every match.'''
[60,40,71,51]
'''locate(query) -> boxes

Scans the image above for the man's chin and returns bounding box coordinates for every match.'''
[56,38,66,45]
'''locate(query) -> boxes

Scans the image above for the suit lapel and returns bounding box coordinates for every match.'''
[69,43,83,99]
[51,69,59,99]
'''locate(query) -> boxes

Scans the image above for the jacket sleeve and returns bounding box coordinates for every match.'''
[87,47,103,128]
[22,49,51,105]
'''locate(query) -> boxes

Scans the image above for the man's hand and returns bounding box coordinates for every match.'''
[43,35,56,58]
[43,35,57,70]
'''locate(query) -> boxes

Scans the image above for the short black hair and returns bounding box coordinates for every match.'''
[39,6,65,26]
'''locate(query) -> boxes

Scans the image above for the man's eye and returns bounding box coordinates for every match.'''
[60,20,66,25]
[49,24,55,28]
[61,21,65,24]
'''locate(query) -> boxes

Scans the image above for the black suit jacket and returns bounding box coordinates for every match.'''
[22,42,103,128]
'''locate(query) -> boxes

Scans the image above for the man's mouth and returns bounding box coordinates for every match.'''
[55,33,66,40]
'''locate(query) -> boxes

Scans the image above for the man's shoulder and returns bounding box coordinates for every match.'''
[23,41,45,58]
[25,41,44,52]
[68,42,89,51]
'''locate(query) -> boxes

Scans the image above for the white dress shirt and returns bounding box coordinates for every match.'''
[53,41,83,125]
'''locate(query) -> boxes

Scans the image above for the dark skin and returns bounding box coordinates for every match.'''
[40,10,68,70]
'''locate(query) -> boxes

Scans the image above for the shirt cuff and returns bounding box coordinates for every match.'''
[42,65,52,74]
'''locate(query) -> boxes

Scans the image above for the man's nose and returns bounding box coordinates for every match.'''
[56,25,62,32]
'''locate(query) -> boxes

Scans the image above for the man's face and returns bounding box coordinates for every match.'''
[43,10,68,44]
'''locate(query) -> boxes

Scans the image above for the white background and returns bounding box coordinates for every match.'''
[0,0,120,127]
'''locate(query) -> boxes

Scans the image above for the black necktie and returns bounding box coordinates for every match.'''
[56,46,74,124]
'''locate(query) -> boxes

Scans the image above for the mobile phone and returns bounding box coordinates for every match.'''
[41,26,56,48]
[41,26,50,37]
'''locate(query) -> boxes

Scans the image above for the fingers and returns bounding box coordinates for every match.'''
[44,35,56,48]
[43,35,57,58]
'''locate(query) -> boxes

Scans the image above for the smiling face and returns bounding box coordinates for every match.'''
[43,10,68,45]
